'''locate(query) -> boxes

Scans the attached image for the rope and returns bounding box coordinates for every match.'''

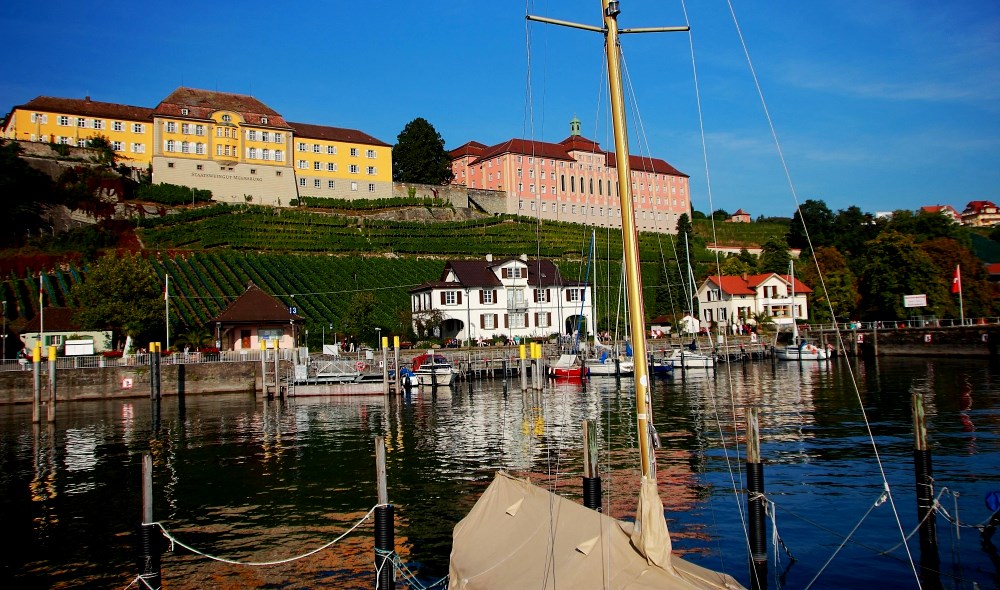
[378,548,450,590]
[803,489,888,590]
[150,505,378,566]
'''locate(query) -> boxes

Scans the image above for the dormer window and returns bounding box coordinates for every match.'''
[221,114,232,123]
[181,108,189,116]
[261,116,268,125]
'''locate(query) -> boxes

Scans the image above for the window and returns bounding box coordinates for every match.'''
[298,142,307,151]
[509,313,527,329]
[247,147,257,159]
[261,131,269,142]
[351,182,358,191]
[314,161,321,170]
[274,132,283,142]
[368,183,376,192]
[131,143,145,153]
[181,141,190,153]
[182,123,191,135]
[327,145,336,154]
[328,180,335,189]
[366,149,376,158]
[77,117,87,127]
[132,123,144,133]
[326,162,336,171]
[261,116,268,125]
[314,179,321,188]
[112,141,123,151]
[535,312,551,328]
[297,160,307,169]
[196,125,205,136]
[534,288,550,303]
[350,148,359,157]
[445,291,458,305]
[483,314,496,330]
[113,121,123,132]
[299,178,306,186]
[274,149,283,161]
[181,108,189,116]
[247,129,257,141]
[483,290,495,304]
[276,171,282,177]
[367,166,376,175]
[261,148,269,160]
[166,140,175,152]
[221,114,232,122]
[349,164,359,174]
[58,116,69,126]
[166,122,176,133]
[217,145,224,156]
[310,144,319,153]
[196,143,205,155]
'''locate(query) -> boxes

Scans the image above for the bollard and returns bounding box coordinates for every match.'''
[32,344,42,423]
[47,345,57,423]
[518,345,528,392]
[393,337,401,395]
[912,392,941,588]
[374,436,395,590]
[139,453,162,589]
[582,420,602,512]
[381,337,389,396]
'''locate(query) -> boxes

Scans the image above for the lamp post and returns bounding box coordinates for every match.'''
[376,327,382,348]
[2,300,6,362]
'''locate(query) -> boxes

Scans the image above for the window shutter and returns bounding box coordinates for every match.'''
[457,291,462,304]
[547,312,551,326]
[534,313,538,326]
[440,292,446,305]
[566,289,572,302]
[480,314,485,329]
[493,290,497,303]
[546,288,551,302]
[504,314,509,328]
[501,268,508,279]
[533,290,539,303]
[493,314,498,328]
[479,290,484,304]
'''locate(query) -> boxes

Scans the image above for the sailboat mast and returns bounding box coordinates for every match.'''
[602,0,654,478]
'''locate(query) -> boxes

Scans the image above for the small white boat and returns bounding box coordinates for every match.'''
[586,351,634,376]
[775,339,830,361]
[666,348,716,369]
[411,351,456,386]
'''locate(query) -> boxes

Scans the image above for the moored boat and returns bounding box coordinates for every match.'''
[411,351,456,386]
[549,353,589,379]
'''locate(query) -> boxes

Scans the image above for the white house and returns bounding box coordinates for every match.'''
[696,273,813,331]
[410,254,593,344]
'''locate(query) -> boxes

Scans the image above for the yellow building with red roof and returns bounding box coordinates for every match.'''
[2,88,392,205]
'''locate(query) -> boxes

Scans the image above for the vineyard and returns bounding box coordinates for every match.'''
[1,251,679,346]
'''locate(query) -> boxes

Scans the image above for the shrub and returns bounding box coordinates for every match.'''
[137,182,212,205]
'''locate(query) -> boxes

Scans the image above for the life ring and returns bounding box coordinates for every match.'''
[355,361,367,372]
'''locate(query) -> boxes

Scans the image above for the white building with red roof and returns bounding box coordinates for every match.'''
[409,254,593,344]
[919,205,961,224]
[449,117,690,234]
[696,273,814,330]
[960,200,1000,227]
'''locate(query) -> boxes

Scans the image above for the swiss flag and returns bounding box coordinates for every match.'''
[951,265,961,294]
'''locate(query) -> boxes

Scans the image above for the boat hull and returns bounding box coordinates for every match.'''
[775,345,830,361]
[667,350,716,369]
[587,360,634,376]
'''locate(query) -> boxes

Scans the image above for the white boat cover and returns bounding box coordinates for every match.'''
[449,471,745,589]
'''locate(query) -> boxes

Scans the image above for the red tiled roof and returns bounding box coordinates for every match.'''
[733,208,750,216]
[21,308,83,333]
[986,262,1000,276]
[559,135,603,153]
[963,200,998,213]
[708,273,813,295]
[472,138,576,164]
[606,152,687,177]
[154,87,290,128]
[211,283,303,324]
[411,257,580,292]
[288,122,389,147]
[17,96,154,121]
[450,141,487,158]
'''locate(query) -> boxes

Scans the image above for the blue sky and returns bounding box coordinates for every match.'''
[1,0,997,219]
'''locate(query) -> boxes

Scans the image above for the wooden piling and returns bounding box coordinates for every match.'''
[47,345,57,423]
[912,392,941,588]
[32,344,41,423]
[745,407,767,564]
[381,338,389,396]
[374,436,394,590]
[139,452,161,589]
[582,420,602,512]
[393,337,401,394]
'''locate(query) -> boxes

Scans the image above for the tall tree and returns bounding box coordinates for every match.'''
[831,205,882,262]
[72,252,165,341]
[856,231,947,321]
[758,237,792,275]
[0,141,58,247]
[797,246,859,323]
[787,199,834,251]
[392,118,454,184]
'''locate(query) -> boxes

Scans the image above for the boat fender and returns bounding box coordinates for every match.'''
[355,361,367,372]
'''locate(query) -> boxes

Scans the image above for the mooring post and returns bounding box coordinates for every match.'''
[531,343,541,391]
[47,345,57,423]
[374,436,395,590]
[274,341,281,398]
[746,407,768,577]
[150,343,162,401]
[381,337,389,396]
[912,392,941,587]
[139,452,161,589]
[32,343,42,423]
[519,344,528,391]
[582,420,602,512]
[393,337,401,394]
[873,323,879,358]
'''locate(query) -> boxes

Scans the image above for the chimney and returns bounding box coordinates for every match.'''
[485,254,493,262]
[520,253,528,262]
[85,96,91,102]
[742,272,748,282]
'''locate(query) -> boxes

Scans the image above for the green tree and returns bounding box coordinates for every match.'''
[918,237,997,318]
[719,255,754,276]
[758,237,791,274]
[72,252,165,340]
[392,118,454,184]
[173,325,213,351]
[344,291,379,345]
[787,199,834,251]
[85,135,117,167]
[710,208,730,221]
[831,205,882,262]
[856,231,947,321]
[797,247,859,323]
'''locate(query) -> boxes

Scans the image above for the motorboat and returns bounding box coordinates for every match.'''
[411,351,456,386]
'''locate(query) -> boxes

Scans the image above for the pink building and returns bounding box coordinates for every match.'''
[450,118,690,234]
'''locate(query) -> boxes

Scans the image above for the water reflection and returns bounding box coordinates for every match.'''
[0,358,998,589]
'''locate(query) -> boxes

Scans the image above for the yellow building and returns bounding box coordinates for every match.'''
[2,87,393,205]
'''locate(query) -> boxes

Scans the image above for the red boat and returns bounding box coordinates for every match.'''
[548,354,589,379]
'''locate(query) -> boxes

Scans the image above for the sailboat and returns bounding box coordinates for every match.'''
[449,3,745,589]
[666,233,716,370]
[774,261,829,361]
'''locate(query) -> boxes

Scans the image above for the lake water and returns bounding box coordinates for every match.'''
[1,357,998,589]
